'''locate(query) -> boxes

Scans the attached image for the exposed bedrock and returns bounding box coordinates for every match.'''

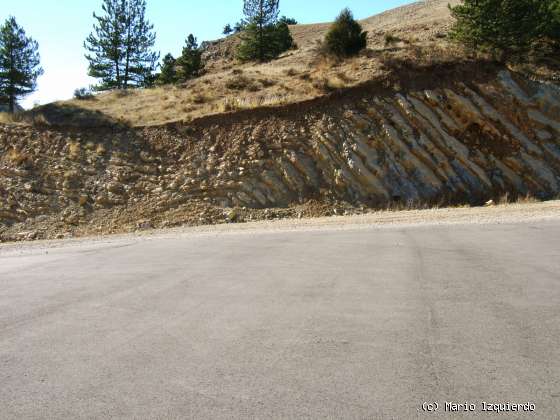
[1,69,560,230]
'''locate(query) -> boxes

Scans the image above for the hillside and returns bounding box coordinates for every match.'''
[26,0,464,127]
[1,0,560,242]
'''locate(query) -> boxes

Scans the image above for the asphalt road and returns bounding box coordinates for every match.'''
[1,221,560,419]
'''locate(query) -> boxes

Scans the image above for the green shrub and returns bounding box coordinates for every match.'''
[236,0,294,62]
[278,16,297,25]
[384,34,401,46]
[156,53,178,85]
[273,21,295,55]
[323,8,367,57]
[74,87,94,100]
[449,0,558,58]
[237,21,294,62]
[177,35,204,80]
[223,24,233,35]
[226,75,259,91]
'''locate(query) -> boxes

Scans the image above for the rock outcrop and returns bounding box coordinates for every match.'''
[1,67,559,241]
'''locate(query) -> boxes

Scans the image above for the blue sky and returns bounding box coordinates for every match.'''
[1,1,415,108]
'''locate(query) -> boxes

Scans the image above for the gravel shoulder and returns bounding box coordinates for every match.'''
[2,200,559,255]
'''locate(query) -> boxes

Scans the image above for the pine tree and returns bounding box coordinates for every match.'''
[177,34,203,81]
[238,0,279,62]
[122,0,159,88]
[278,16,297,25]
[449,0,551,57]
[237,0,294,62]
[157,53,178,85]
[84,0,159,90]
[547,0,560,41]
[323,9,367,57]
[272,21,294,54]
[84,0,122,90]
[223,24,233,35]
[234,20,247,33]
[0,17,43,113]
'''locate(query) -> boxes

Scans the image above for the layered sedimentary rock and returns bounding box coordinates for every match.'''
[1,68,559,239]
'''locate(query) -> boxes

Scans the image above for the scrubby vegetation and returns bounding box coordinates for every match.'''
[74,87,95,100]
[384,34,402,46]
[322,9,367,58]
[156,34,204,86]
[157,54,179,85]
[237,0,295,62]
[278,16,297,25]
[177,35,204,79]
[449,0,560,60]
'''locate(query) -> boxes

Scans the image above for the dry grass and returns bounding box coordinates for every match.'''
[96,143,107,156]
[0,112,24,124]
[284,68,298,76]
[225,74,260,91]
[0,112,14,123]
[497,193,540,205]
[191,92,208,104]
[7,148,31,166]
[68,142,81,160]
[218,92,299,113]
[50,62,324,126]
[381,192,547,213]
[384,34,403,46]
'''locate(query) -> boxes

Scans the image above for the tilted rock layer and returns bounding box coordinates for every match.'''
[1,66,559,240]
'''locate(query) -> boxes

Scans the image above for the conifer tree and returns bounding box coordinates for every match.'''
[177,34,203,81]
[237,0,294,62]
[278,16,297,25]
[323,8,367,58]
[449,0,551,57]
[156,53,178,85]
[84,0,159,90]
[547,0,560,41]
[273,21,294,54]
[234,20,247,33]
[0,17,43,113]
[244,0,279,60]
[223,24,233,35]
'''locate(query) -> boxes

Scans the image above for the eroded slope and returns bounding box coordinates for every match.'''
[1,66,559,241]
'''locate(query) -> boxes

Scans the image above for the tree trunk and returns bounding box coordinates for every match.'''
[259,0,264,61]
[8,92,15,114]
[124,40,130,89]
[124,52,130,89]
[124,12,131,89]
[8,46,16,113]
[115,59,121,89]
[259,21,264,61]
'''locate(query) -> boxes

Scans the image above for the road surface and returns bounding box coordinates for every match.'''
[1,219,560,418]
